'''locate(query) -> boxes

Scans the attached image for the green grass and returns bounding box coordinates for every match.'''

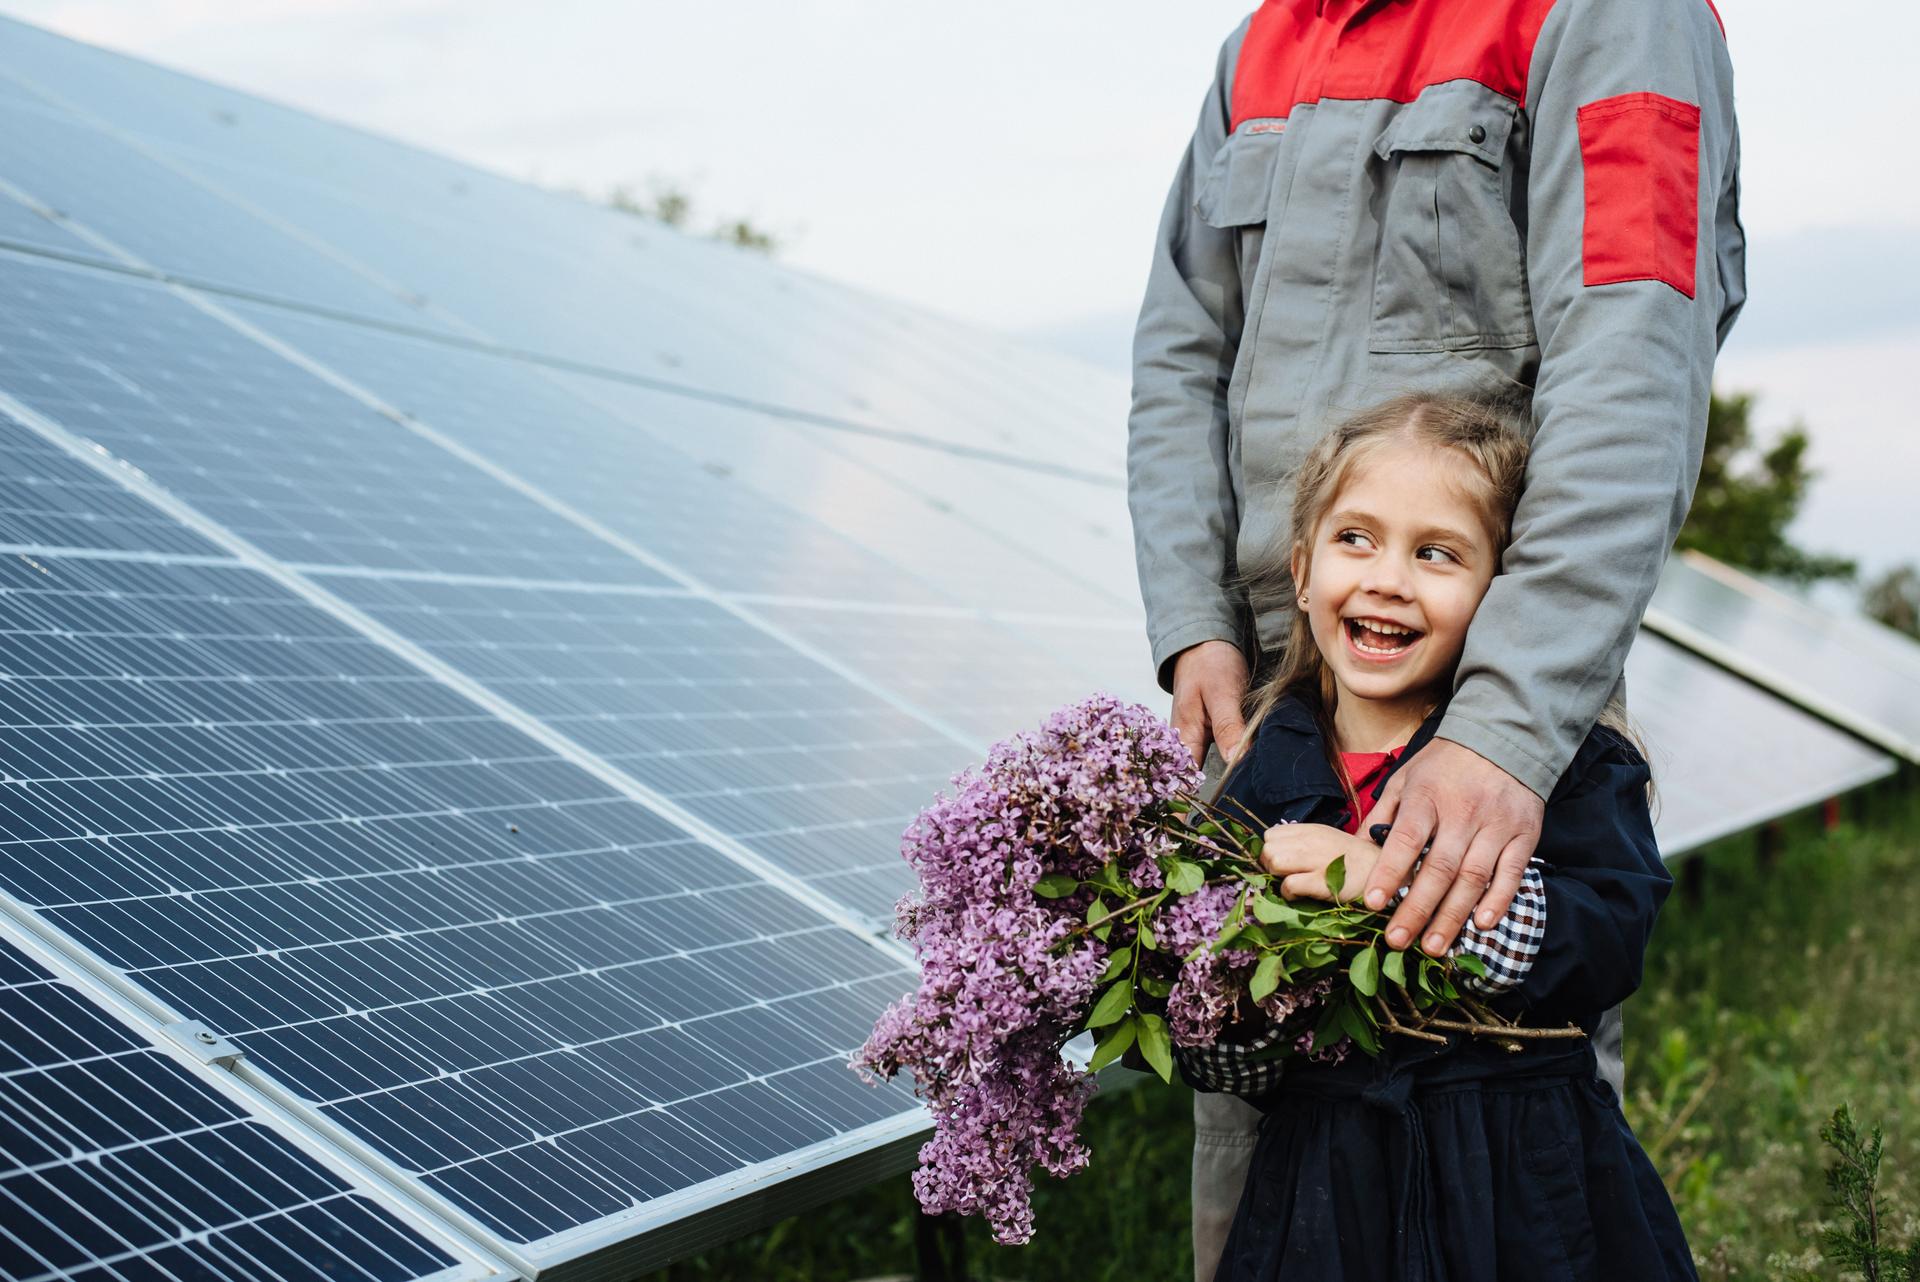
[642,781,1920,1282]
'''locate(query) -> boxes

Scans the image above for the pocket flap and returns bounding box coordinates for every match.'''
[1372,79,1518,167]
[1195,125,1285,228]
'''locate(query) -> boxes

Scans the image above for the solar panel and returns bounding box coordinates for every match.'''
[0,924,492,1282]
[1624,630,1897,852]
[1647,551,1920,762]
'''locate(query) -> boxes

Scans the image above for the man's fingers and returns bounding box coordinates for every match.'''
[1364,790,1434,913]
[1383,809,1469,951]
[1369,769,1405,831]
[1472,832,1536,930]
[1418,830,1503,955]
[1208,688,1248,765]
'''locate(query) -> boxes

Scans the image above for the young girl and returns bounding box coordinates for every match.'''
[1180,392,1694,1281]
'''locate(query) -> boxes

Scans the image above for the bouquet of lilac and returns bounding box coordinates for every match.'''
[853,694,1549,1244]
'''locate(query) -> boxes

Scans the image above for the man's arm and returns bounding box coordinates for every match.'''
[1128,22,1253,703]
[1441,0,1744,796]
[1368,0,1745,946]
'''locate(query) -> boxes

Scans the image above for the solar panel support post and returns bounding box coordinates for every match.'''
[913,1209,969,1282]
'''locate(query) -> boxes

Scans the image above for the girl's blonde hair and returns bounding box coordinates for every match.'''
[1217,390,1647,815]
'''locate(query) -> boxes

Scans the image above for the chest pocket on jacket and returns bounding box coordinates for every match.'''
[1195,124,1287,288]
[1368,82,1536,354]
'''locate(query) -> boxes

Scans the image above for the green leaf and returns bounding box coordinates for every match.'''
[1337,999,1381,1054]
[1324,855,1346,901]
[1165,860,1205,895]
[1138,924,1157,951]
[1251,894,1305,927]
[1139,974,1172,999]
[1033,872,1079,899]
[1087,1016,1137,1072]
[1099,946,1133,983]
[1249,954,1284,1003]
[1136,1013,1174,1083]
[1382,949,1407,987]
[1349,946,1380,997]
[1453,953,1489,978]
[1086,980,1134,1029]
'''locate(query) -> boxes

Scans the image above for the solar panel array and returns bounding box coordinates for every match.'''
[0,13,1906,1282]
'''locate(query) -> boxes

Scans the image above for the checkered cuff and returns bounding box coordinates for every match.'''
[1439,860,1546,995]
[1174,1021,1289,1098]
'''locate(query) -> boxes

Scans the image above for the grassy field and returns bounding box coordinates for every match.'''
[643,780,1919,1281]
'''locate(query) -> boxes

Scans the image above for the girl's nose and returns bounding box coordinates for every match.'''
[1360,558,1413,599]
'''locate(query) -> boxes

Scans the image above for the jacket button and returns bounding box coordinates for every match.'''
[1468,124,1487,144]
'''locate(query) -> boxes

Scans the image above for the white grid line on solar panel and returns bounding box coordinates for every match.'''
[226,299,1131,618]
[312,573,969,921]
[0,97,439,331]
[0,933,480,1282]
[0,553,923,1246]
[0,251,669,587]
[0,50,1130,485]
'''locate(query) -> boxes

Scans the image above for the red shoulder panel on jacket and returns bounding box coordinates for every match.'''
[1230,0,1559,128]
[1576,92,1702,298]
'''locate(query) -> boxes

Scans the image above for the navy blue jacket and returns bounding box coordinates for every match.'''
[1204,688,1695,1282]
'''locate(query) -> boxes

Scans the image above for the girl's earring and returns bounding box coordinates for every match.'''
[1298,592,1308,607]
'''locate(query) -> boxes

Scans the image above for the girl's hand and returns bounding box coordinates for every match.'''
[1260,823,1382,904]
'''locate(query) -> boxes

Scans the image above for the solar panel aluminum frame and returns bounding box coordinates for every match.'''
[0,903,514,1282]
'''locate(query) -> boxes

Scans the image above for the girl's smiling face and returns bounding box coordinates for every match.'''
[1290,439,1501,736]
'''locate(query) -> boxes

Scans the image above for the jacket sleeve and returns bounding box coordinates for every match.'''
[1127,21,1254,695]
[1437,0,1748,798]
[1512,731,1672,1020]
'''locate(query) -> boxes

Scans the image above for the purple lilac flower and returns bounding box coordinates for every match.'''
[853,694,1200,1243]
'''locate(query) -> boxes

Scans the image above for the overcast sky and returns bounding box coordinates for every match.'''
[6,0,1918,582]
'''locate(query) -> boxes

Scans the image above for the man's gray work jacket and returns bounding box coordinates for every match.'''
[1128,0,1746,799]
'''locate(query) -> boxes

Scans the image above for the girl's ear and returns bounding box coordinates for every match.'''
[1289,544,1307,604]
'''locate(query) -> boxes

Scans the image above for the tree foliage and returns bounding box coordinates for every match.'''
[1678,391,1856,585]
[1864,564,1920,639]
[604,179,780,256]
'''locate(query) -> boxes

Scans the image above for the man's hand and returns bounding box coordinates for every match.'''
[1362,737,1543,956]
[1169,640,1250,768]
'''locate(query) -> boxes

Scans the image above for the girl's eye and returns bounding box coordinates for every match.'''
[1416,545,1458,564]
[1335,530,1369,547]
